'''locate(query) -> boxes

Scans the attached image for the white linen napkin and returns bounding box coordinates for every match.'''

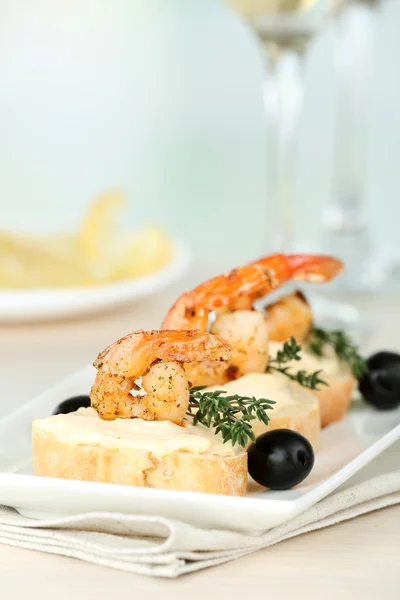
[0,444,399,578]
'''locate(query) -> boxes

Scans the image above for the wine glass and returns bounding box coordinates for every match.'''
[224,1,370,334]
[323,0,398,291]
[225,1,334,252]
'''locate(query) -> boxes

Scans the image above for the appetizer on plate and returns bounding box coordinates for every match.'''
[33,252,388,497]
[33,331,250,496]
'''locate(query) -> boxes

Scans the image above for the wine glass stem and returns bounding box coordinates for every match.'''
[262,43,306,252]
[323,2,375,287]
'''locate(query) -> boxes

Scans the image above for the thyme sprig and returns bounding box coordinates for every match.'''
[267,337,328,390]
[187,386,276,447]
[309,327,368,379]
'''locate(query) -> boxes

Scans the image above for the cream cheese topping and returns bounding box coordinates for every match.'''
[37,407,238,457]
[205,371,319,417]
[268,341,343,377]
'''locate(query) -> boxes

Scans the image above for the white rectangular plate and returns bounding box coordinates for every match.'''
[0,365,399,534]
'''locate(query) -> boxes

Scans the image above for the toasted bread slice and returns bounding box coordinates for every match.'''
[32,408,247,496]
[205,372,321,450]
[268,341,355,428]
[313,371,355,427]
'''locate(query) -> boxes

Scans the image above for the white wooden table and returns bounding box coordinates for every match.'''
[0,282,399,599]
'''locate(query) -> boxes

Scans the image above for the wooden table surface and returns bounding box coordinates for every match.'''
[0,279,399,599]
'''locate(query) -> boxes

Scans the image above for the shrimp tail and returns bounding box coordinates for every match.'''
[250,253,343,285]
[286,254,344,282]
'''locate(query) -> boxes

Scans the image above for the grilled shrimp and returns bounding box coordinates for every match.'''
[161,254,343,386]
[90,329,231,422]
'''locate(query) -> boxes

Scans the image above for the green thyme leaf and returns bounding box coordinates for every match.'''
[188,388,275,447]
[267,336,328,390]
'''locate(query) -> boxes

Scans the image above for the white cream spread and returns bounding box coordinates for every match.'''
[205,371,318,417]
[268,341,343,378]
[37,407,238,458]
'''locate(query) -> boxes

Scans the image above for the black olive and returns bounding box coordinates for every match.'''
[53,395,91,415]
[366,351,400,372]
[247,429,314,490]
[359,351,400,411]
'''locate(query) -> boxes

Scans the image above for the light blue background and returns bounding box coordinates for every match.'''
[0,0,399,265]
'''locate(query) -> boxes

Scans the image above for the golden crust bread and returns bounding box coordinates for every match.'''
[313,371,355,428]
[32,424,247,496]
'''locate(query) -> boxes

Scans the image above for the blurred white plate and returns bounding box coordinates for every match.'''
[0,365,399,533]
[0,241,190,323]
